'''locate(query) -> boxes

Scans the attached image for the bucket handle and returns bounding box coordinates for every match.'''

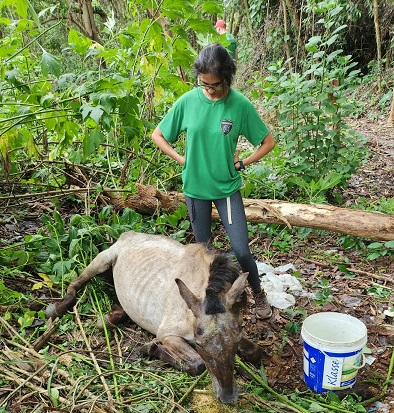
[321,351,366,370]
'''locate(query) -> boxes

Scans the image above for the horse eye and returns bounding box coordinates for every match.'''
[195,327,204,336]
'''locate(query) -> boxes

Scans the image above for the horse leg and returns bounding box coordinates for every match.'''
[97,304,129,330]
[141,336,206,376]
[45,248,116,319]
[237,337,264,366]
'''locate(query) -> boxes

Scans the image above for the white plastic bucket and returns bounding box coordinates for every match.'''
[301,312,367,393]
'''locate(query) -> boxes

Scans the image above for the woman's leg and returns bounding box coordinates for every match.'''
[184,195,213,244]
[214,192,260,292]
[214,191,272,319]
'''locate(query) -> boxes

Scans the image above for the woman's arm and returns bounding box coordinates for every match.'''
[152,127,185,165]
[234,132,275,169]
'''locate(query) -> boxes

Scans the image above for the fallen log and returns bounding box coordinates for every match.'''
[106,184,394,242]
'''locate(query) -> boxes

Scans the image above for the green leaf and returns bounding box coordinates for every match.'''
[368,242,383,249]
[163,0,194,18]
[48,387,59,407]
[68,28,93,54]
[332,24,347,35]
[188,19,215,33]
[41,51,61,78]
[326,33,339,46]
[18,311,35,329]
[201,1,222,14]
[99,92,117,112]
[83,129,103,158]
[5,69,30,93]
[12,0,29,19]
[337,264,356,278]
[305,36,322,52]
[81,105,93,121]
[69,239,81,258]
[384,240,394,248]
[90,105,105,124]
[367,252,382,261]
[57,73,76,90]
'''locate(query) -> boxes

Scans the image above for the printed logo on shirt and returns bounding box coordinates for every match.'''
[220,119,233,135]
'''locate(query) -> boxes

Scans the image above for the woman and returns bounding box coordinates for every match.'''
[152,43,275,319]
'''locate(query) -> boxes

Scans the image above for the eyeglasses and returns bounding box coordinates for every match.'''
[196,81,223,91]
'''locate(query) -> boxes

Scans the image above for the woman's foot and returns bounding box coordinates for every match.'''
[253,290,272,319]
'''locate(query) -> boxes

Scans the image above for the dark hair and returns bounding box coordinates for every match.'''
[193,43,236,87]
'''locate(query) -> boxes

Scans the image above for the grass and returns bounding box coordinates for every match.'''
[0,202,392,412]
[1,297,392,412]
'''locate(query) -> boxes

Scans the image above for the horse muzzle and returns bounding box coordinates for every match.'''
[212,377,239,404]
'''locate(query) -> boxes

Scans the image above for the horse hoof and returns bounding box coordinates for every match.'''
[96,315,114,330]
[45,303,57,319]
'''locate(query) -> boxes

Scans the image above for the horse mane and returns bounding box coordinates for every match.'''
[204,254,240,315]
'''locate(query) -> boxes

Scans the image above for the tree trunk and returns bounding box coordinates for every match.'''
[80,0,99,42]
[284,0,300,34]
[388,88,394,125]
[242,0,254,41]
[233,13,243,38]
[106,184,394,242]
[281,0,293,71]
[294,0,305,72]
[373,0,382,92]
[67,0,105,69]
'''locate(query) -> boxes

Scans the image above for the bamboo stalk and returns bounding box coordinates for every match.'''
[0,186,134,201]
[235,357,310,413]
[0,318,43,361]
[0,359,61,406]
[73,305,113,403]
[175,370,208,410]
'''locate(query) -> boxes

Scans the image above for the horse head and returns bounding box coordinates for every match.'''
[175,260,248,404]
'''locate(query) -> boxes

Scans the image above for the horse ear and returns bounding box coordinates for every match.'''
[175,278,202,316]
[225,272,248,308]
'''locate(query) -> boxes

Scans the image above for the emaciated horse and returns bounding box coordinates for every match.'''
[45,231,263,404]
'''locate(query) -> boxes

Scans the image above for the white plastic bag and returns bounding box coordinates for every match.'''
[256,261,303,309]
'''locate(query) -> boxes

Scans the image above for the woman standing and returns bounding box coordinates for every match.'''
[152,43,275,319]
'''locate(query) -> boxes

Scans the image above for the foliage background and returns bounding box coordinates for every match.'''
[1,0,393,202]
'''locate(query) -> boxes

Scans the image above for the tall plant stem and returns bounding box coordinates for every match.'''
[235,357,367,413]
[373,0,382,92]
[5,21,63,64]
[235,357,309,413]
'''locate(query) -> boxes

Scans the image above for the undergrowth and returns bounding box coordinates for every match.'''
[1,208,393,412]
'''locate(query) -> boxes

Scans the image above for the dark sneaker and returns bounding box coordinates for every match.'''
[253,290,272,319]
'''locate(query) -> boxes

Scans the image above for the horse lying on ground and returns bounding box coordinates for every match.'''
[45,231,264,404]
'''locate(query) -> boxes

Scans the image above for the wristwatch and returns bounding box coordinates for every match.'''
[238,160,245,170]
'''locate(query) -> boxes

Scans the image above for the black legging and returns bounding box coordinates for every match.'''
[185,191,261,293]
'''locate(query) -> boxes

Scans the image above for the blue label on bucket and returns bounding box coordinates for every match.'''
[303,340,362,393]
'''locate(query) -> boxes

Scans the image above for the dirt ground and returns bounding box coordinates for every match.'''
[241,115,394,411]
[0,115,393,412]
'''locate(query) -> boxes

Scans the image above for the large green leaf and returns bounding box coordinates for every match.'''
[6,0,29,19]
[305,36,322,52]
[68,28,93,55]
[163,0,194,18]
[200,1,223,14]
[5,69,30,93]
[41,51,61,78]
[83,129,103,158]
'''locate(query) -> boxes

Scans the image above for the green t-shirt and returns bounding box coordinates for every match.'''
[225,33,237,59]
[158,88,270,200]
